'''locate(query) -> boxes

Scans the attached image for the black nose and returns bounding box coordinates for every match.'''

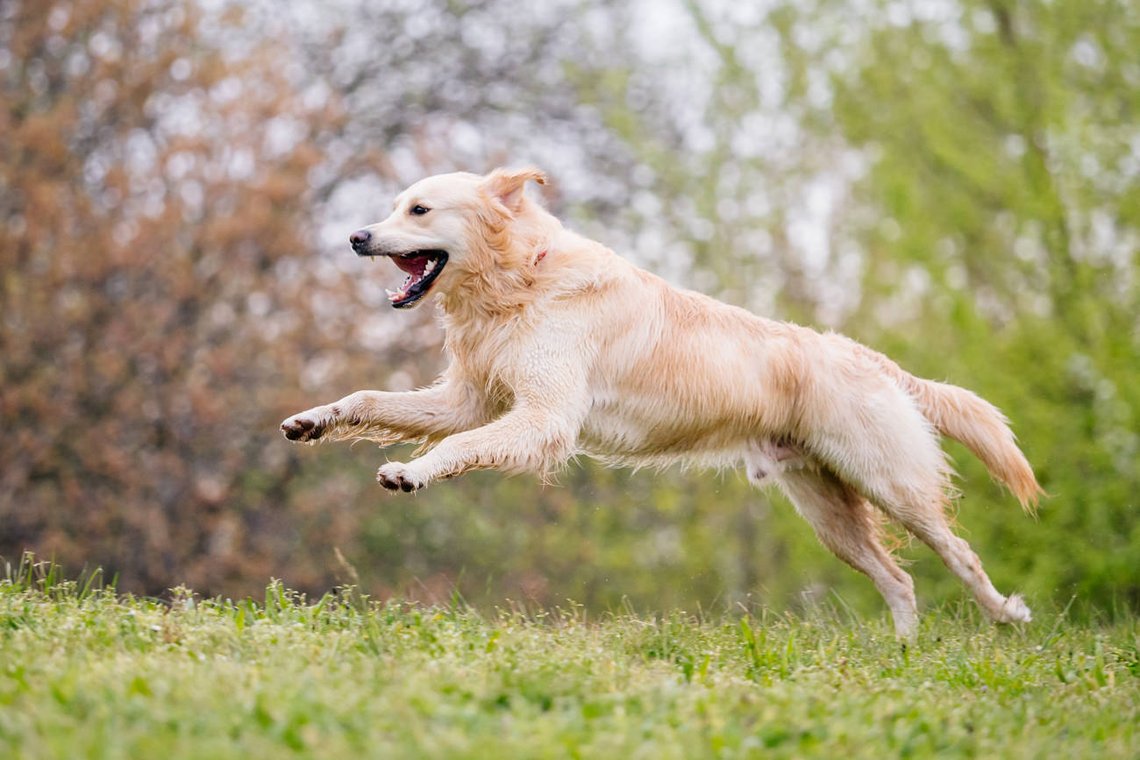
[349,229,372,250]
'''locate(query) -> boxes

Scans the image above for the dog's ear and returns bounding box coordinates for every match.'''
[483,167,547,213]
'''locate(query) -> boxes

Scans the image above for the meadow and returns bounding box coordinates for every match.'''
[0,559,1136,759]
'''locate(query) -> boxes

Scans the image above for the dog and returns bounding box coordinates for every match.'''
[281,167,1042,638]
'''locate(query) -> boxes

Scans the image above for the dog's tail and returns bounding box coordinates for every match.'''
[877,355,1043,513]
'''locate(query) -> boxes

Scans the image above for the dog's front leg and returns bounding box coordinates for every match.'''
[375,401,582,492]
[280,382,484,445]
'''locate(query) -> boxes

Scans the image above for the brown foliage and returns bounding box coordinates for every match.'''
[0,0,365,595]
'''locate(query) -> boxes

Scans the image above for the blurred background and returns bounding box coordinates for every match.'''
[1,0,1137,617]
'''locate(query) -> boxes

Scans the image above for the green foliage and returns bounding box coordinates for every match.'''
[804,0,1140,612]
[0,568,1137,758]
[2,0,1135,621]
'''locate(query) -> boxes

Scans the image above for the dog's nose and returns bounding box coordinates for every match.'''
[349,229,372,250]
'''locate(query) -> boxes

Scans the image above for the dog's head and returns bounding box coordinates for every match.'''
[349,167,548,309]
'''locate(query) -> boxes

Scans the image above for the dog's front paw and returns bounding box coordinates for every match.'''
[376,462,427,493]
[281,409,329,442]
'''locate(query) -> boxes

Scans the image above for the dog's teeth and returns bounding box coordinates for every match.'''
[424,260,435,274]
[386,289,399,301]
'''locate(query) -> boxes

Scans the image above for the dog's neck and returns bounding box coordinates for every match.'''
[437,207,560,324]
[437,244,551,326]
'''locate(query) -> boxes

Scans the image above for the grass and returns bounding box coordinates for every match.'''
[0,557,1137,759]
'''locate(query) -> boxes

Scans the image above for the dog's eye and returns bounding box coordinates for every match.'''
[410,204,430,216]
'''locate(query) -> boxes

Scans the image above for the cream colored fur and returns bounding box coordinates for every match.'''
[282,167,1043,638]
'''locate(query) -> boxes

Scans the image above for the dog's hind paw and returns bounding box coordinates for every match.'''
[377,462,426,493]
[996,594,1032,624]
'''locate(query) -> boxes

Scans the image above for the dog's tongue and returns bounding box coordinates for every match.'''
[393,255,428,277]
[386,254,439,305]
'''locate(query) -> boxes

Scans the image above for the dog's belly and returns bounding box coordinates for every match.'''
[576,392,748,464]
[577,403,660,456]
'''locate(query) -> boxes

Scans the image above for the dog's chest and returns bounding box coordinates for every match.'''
[447,323,524,413]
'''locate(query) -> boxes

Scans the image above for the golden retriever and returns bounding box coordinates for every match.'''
[281,167,1042,638]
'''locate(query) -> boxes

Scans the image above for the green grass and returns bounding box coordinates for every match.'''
[0,558,1137,759]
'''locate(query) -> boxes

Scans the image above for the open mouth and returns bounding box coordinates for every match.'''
[367,249,448,308]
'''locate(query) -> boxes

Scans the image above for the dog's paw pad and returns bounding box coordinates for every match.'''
[376,463,425,492]
[281,413,324,442]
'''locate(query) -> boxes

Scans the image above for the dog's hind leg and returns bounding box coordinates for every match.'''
[774,467,919,639]
[878,493,1031,625]
[817,394,1032,626]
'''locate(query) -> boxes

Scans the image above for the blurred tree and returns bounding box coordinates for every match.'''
[2,0,1134,617]
[0,0,350,593]
[771,0,1140,608]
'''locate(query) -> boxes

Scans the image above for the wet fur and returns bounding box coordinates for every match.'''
[282,167,1042,638]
